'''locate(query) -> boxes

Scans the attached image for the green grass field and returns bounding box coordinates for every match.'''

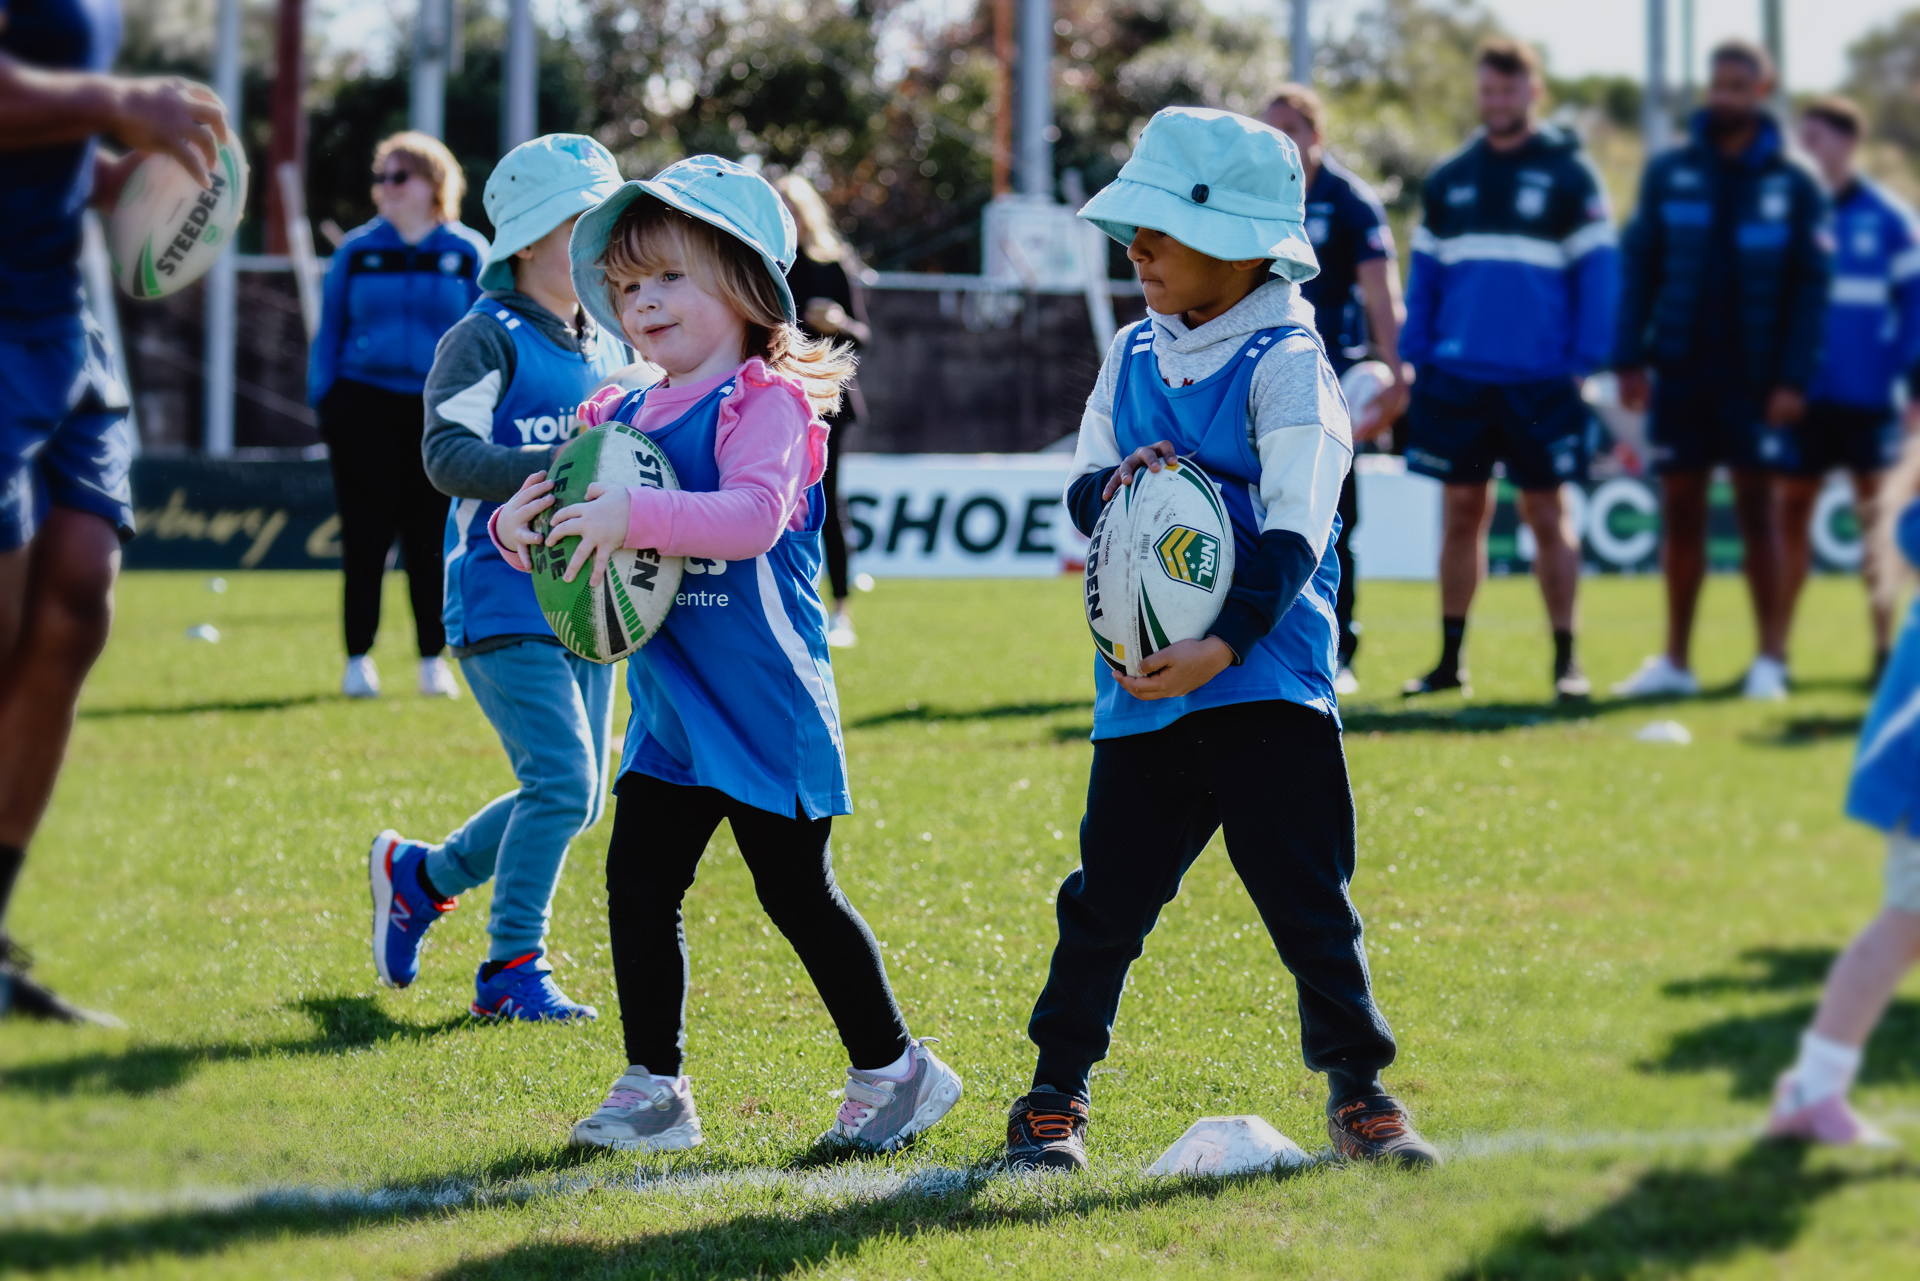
[3,569,1919,1278]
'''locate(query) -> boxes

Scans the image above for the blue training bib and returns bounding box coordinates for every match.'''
[1092,319,1342,740]
[610,375,850,819]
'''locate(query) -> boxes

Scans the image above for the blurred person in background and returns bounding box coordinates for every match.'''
[1612,40,1830,701]
[777,173,868,648]
[1775,96,1920,688]
[1398,39,1619,702]
[309,132,487,700]
[1263,83,1410,697]
[0,0,228,1023]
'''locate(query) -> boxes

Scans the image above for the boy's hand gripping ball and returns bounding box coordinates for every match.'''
[1084,457,1237,678]
[531,426,685,663]
[109,133,249,300]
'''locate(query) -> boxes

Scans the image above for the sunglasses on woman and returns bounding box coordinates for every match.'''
[372,170,417,187]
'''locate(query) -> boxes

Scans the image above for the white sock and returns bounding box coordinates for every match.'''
[625,1065,681,1090]
[1789,1031,1862,1105]
[859,1045,915,1081]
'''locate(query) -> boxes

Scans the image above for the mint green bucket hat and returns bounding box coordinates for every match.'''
[569,155,797,342]
[1079,106,1320,284]
[478,134,625,292]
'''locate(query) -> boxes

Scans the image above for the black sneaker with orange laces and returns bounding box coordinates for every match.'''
[1006,1088,1089,1171]
[1327,1095,1441,1168]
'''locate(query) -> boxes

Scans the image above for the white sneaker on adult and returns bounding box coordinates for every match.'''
[419,656,460,699]
[1333,666,1359,696]
[1610,655,1699,698]
[1743,655,1789,701]
[343,655,381,699]
[826,609,858,649]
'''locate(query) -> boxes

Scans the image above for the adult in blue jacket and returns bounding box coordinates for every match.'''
[309,131,488,700]
[1612,41,1831,702]
[1400,39,1619,702]
[1777,96,1920,685]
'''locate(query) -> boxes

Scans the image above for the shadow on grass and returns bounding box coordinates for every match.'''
[1660,946,1840,997]
[1453,1141,1911,1280]
[1641,998,1920,1099]
[1743,713,1865,747]
[848,699,1091,729]
[0,995,472,1097]
[77,693,334,719]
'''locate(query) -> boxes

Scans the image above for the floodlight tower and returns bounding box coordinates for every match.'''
[1018,0,1053,200]
[1761,0,1786,107]
[411,0,451,138]
[1291,0,1311,85]
[1645,0,1671,152]
[502,0,536,151]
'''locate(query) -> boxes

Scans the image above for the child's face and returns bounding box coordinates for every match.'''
[512,216,580,309]
[1127,229,1267,326]
[614,254,748,380]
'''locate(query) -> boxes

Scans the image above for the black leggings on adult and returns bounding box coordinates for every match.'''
[604,771,911,1077]
[819,404,852,602]
[319,379,446,660]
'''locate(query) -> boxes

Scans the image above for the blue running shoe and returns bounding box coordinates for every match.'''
[471,953,598,1022]
[369,830,455,989]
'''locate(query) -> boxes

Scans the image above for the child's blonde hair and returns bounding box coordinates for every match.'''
[1871,431,1920,610]
[599,198,856,417]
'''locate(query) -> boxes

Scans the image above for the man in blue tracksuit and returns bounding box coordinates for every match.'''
[1612,41,1831,701]
[1777,96,1920,686]
[1400,38,1619,701]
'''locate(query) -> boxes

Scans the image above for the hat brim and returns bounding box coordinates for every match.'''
[1079,178,1320,284]
[570,181,798,343]
[480,181,624,293]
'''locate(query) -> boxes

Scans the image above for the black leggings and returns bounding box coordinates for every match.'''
[605,772,910,1076]
[820,406,851,602]
[319,379,446,659]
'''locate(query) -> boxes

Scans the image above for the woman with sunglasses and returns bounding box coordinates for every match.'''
[308,131,488,699]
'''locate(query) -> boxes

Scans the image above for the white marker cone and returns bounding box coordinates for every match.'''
[1145,1115,1310,1176]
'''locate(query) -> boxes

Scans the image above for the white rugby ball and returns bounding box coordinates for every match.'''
[1084,457,1236,678]
[530,422,685,664]
[109,134,248,300]
[1339,360,1395,433]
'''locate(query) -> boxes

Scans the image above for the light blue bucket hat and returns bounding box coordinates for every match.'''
[1079,106,1320,284]
[478,134,626,292]
[569,155,797,342]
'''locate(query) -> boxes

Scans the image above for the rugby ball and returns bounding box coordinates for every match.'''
[529,423,684,663]
[109,131,249,300]
[1083,457,1236,678]
[1340,360,1395,432]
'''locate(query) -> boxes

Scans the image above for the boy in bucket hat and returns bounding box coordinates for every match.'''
[367,134,633,1020]
[1006,107,1438,1171]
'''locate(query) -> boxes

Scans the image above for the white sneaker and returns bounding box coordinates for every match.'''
[826,609,857,649]
[821,1038,964,1152]
[1333,666,1359,696]
[1611,655,1699,698]
[343,655,381,699]
[1744,655,1789,701]
[570,1069,703,1151]
[419,656,459,699]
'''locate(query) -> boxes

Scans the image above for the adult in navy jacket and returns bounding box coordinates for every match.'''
[1612,41,1831,702]
[1400,39,1619,703]
[309,131,488,701]
[1778,96,1920,684]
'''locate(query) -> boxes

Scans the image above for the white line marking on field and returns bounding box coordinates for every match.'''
[8,1111,1918,1223]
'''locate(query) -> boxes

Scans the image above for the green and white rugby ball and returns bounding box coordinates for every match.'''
[530,424,684,664]
[1084,456,1236,678]
[109,133,248,300]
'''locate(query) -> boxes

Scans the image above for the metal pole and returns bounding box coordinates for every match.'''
[266,0,306,256]
[1290,0,1312,85]
[1680,0,1696,108]
[205,0,241,457]
[411,0,449,138]
[1017,0,1053,200]
[1761,0,1785,103]
[502,0,537,152]
[1644,0,1669,153]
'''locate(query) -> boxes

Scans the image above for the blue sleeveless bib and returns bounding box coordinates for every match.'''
[1093,319,1342,739]
[442,301,627,647]
[609,375,850,818]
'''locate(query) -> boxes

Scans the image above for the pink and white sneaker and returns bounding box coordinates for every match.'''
[570,1069,703,1151]
[1765,1074,1899,1148]
[821,1038,963,1152]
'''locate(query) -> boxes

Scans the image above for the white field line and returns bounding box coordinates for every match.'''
[8,1112,1919,1223]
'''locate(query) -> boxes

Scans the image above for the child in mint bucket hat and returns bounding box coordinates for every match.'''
[489,155,964,1155]
[367,132,631,1023]
[1005,106,1442,1173]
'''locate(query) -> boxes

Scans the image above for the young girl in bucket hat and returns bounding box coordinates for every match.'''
[368,133,629,1021]
[492,156,962,1152]
[1005,106,1439,1170]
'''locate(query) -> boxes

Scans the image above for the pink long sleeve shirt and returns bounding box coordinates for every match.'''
[491,358,828,568]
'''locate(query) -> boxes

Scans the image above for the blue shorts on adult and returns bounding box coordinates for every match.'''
[1771,403,1901,479]
[0,314,135,552]
[1646,371,1776,474]
[1405,367,1589,490]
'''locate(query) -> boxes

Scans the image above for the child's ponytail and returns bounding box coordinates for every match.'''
[601,199,858,417]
